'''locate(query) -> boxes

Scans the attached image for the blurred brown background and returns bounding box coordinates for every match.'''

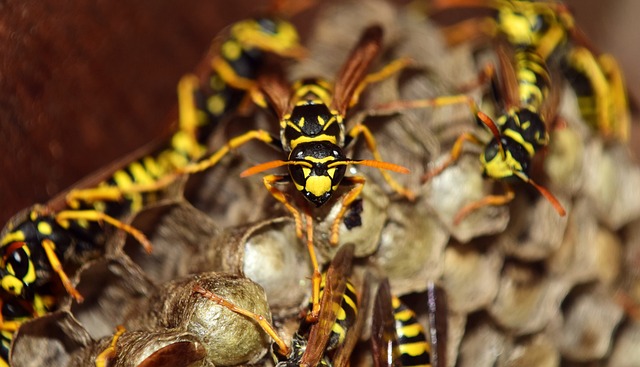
[0,0,637,225]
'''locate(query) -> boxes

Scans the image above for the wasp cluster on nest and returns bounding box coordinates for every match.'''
[6,0,640,366]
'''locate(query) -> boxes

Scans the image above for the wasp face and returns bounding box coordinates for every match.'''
[288,142,347,207]
[481,136,531,181]
[0,241,35,299]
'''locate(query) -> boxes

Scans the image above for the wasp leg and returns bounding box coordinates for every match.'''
[181,129,275,174]
[422,132,484,182]
[261,175,322,323]
[193,285,291,356]
[330,176,366,247]
[94,326,126,367]
[349,57,413,108]
[452,183,515,224]
[305,211,323,324]
[40,239,84,303]
[347,124,415,201]
[55,210,153,254]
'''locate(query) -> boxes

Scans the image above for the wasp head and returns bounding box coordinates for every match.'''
[288,142,347,207]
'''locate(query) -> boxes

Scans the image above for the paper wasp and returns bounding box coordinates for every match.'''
[402,42,566,223]
[0,14,305,302]
[0,294,54,367]
[128,24,413,319]
[371,279,448,367]
[0,14,306,361]
[429,0,630,141]
[194,243,369,367]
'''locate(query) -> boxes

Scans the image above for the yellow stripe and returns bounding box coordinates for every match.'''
[399,340,431,356]
[398,322,425,338]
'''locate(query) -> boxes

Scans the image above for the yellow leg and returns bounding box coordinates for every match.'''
[453,184,515,224]
[348,124,415,201]
[260,175,322,324]
[55,210,152,254]
[41,239,84,303]
[349,57,414,108]
[193,285,290,356]
[330,176,365,246]
[262,175,304,239]
[422,132,484,182]
[179,129,275,175]
[305,211,322,324]
[95,326,126,367]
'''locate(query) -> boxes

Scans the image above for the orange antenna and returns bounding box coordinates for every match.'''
[328,159,410,174]
[476,111,505,159]
[240,160,312,177]
[514,171,566,216]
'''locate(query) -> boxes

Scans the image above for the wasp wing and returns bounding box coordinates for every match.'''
[300,244,355,366]
[332,273,371,367]
[331,25,384,116]
[370,278,401,367]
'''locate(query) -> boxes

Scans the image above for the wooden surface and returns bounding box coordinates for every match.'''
[0,0,259,223]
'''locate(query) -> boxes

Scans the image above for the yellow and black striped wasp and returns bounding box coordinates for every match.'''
[0,293,54,367]
[371,279,448,367]
[145,24,413,319]
[194,243,370,367]
[429,0,630,142]
[0,13,307,364]
[0,13,306,306]
[406,41,566,223]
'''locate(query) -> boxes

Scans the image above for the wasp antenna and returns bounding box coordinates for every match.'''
[515,171,566,216]
[476,111,506,158]
[331,159,410,174]
[240,160,290,177]
[240,160,312,177]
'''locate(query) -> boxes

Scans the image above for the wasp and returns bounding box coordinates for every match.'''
[371,279,448,367]
[0,293,54,366]
[403,43,566,223]
[0,14,306,310]
[144,24,413,320]
[194,243,370,367]
[429,0,630,141]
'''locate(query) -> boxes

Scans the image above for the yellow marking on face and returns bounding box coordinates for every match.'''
[1,275,24,296]
[37,221,52,236]
[1,231,25,246]
[482,149,523,179]
[221,40,242,61]
[305,176,332,197]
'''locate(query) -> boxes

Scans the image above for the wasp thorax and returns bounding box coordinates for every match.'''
[288,142,347,207]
